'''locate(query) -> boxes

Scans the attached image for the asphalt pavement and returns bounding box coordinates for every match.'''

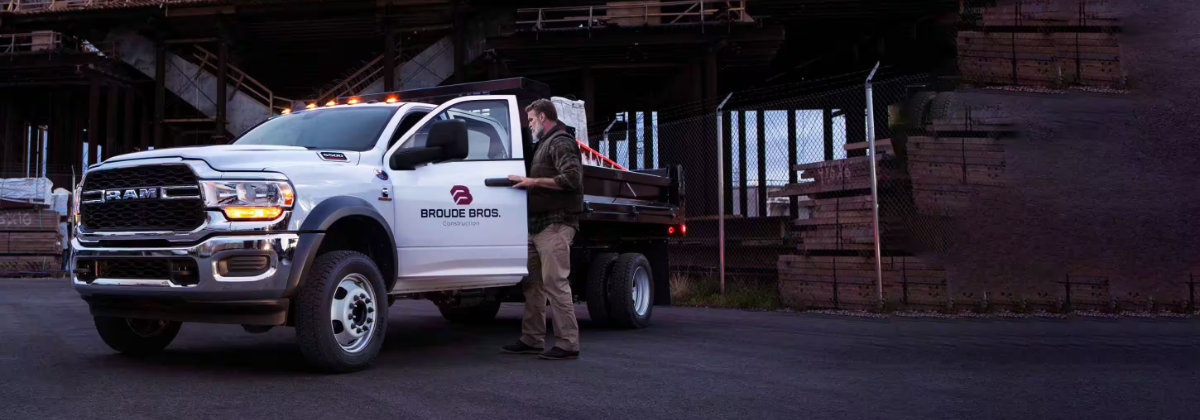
[2,278,1198,419]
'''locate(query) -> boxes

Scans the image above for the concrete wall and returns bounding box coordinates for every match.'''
[110,30,272,136]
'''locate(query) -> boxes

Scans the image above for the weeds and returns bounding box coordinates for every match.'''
[669,272,783,311]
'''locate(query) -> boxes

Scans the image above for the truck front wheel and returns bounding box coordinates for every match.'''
[605,253,654,329]
[295,250,389,372]
[93,317,181,355]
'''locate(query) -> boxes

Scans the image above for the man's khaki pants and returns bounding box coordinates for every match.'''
[520,223,580,352]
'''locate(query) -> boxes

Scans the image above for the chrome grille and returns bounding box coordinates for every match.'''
[80,164,206,232]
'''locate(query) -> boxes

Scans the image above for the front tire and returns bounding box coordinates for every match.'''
[605,253,654,329]
[295,250,388,373]
[93,317,181,355]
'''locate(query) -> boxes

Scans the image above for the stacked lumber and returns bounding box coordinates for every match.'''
[771,153,908,253]
[974,0,1119,27]
[0,209,62,276]
[907,115,1015,216]
[959,0,1123,89]
[777,255,948,309]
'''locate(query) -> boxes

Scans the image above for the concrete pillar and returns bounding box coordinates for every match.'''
[383,28,397,92]
[642,109,654,169]
[846,92,866,157]
[123,87,135,155]
[756,109,766,217]
[823,108,834,161]
[153,38,165,148]
[452,1,465,83]
[627,112,638,170]
[215,36,229,142]
[105,86,120,158]
[87,83,100,165]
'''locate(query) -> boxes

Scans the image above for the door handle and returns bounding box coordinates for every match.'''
[484,178,518,187]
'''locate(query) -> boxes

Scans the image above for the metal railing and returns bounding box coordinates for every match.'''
[0,31,117,58]
[315,44,426,103]
[5,0,188,12]
[516,0,751,32]
[190,45,291,115]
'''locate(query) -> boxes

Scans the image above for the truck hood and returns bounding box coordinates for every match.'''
[101,145,362,171]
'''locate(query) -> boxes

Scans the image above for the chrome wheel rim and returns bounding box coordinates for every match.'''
[631,266,651,317]
[330,273,377,353]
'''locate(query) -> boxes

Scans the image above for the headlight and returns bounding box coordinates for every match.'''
[200,180,294,221]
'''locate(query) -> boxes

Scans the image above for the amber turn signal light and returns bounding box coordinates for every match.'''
[223,206,283,220]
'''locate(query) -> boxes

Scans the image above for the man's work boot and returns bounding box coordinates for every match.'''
[500,341,542,354]
[538,347,579,360]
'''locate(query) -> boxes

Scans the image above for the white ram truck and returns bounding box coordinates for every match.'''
[70,79,685,371]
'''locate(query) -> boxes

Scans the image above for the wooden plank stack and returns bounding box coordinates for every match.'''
[777,255,948,309]
[0,209,62,276]
[772,153,908,253]
[908,115,1015,217]
[959,0,1123,89]
[772,142,950,309]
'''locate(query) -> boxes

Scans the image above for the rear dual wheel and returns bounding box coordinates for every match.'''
[587,252,653,329]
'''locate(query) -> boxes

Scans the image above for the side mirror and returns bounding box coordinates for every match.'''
[390,147,442,170]
[427,119,469,161]
[389,119,470,170]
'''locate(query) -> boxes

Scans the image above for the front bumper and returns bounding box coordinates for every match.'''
[72,233,302,300]
[71,233,324,325]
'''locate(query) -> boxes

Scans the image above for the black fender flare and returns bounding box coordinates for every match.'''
[284,196,397,296]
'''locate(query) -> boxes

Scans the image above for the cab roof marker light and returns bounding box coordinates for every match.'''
[325,100,336,107]
[385,96,398,104]
[280,108,291,115]
[347,97,360,105]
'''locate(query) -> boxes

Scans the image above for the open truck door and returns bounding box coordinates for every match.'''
[382,95,529,293]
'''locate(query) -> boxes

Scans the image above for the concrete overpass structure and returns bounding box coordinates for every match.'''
[0,0,956,190]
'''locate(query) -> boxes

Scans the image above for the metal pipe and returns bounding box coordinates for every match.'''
[865,61,882,306]
[715,92,732,295]
[25,125,31,178]
[40,126,48,178]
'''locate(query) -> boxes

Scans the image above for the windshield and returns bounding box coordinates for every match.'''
[233,107,398,151]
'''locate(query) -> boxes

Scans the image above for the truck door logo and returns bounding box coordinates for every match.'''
[450,185,473,205]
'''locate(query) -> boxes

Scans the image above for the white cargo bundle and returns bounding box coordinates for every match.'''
[550,96,588,143]
[0,178,53,206]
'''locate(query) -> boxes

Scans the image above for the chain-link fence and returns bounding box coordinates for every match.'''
[581,70,941,308]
